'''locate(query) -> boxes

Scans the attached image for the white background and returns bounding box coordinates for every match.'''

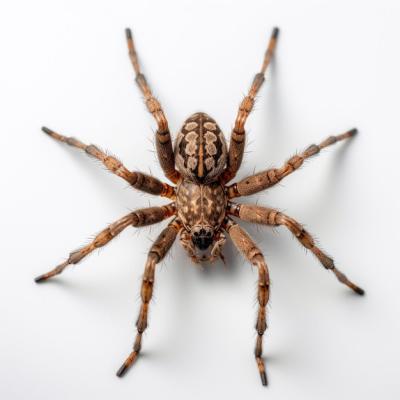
[1,0,399,399]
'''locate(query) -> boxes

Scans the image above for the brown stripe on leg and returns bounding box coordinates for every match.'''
[275,213,364,295]
[117,256,156,377]
[42,126,175,198]
[226,128,357,198]
[116,219,181,377]
[35,204,176,283]
[228,203,364,295]
[125,28,179,183]
[222,27,279,184]
[35,213,135,283]
[223,218,270,386]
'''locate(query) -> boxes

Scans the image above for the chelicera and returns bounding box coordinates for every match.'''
[35,27,364,386]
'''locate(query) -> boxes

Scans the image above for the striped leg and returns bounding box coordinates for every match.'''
[228,202,364,295]
[125,28,179,183]
[42,127,175,198]
[227,128,357,198]
[116,219,181,377]
[222,27,279,183]
[224,218,270,386]
[34,204,176,282]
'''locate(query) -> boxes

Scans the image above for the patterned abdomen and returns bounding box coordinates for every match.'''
[175,112,227,183]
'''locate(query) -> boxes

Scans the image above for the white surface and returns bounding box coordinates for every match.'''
[1,0,399,399]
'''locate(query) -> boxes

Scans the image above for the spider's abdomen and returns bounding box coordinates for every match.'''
[176,180,226,232]
[175,112,227,183]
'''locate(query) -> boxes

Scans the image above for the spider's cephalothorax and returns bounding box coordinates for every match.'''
[176,177,227,259]
[35,27,365,387]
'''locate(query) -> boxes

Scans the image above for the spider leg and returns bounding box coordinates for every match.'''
[42,127,175,198]
[117,218,181,377]
[35,204,176,282]
[125,28,179,183]
[209,230,226,263]
[228,202,364,295]
[222,27,279,184]
[227,128,357,199]
[179,229,201,263]
[223,217,270,386]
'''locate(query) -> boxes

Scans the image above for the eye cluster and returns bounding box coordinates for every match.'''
[192,228,213,250]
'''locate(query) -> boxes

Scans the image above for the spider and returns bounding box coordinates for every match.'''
[35,27,365,386]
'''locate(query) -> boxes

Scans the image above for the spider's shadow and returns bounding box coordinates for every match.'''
[300,136,357,224]
[32,270,123,313]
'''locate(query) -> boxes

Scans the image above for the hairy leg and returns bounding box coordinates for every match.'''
[125,28,179,183]
[228,202,364,295]
[222,27,279,183]
[209,230,226,263]
[42,127,175,198]
[117,218,182,377]
[179,229,199,263]
[223,218,270,386]
[35,204,176,282]
[227,128,357,198]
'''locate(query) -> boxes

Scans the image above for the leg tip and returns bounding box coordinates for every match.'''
[272,27,279,39]
[42,126,52,135]
[116,363,128,378]
[34,274,47,283]
[116,351,138,377]
[354,286,365,296]
[260,371,268,386]
[348,128,358,137]
[125,28,132,40]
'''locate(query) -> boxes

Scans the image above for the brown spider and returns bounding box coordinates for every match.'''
[35,27,364,386]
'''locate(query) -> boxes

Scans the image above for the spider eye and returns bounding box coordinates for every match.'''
[191,227,214,250]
